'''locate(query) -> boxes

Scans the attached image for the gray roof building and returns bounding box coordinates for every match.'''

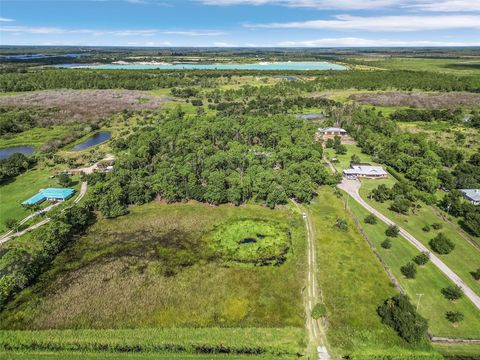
[460,189,480,205]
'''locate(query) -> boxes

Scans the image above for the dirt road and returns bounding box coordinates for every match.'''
[292,200,330,360]
[338,178,480,310]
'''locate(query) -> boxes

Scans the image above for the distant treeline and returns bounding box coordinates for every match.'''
[1,69,479,92]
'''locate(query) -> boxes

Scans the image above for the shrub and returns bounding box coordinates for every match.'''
[377,294,428,343]
[441,285,464,301]
[413,252,430,266]
[429,233,455,254]
[445,311,464,324]
[390,196,412,214]
[471,268,480,281]
[4,218,19,231]
[381,239,392,249]
[401,262,417,279]
[364,214,377,225]
[57,173,72,187]
[432,223,443,230]
[335,218,348,232]
[422,224,431,232]
[311,303,327,320]
[385,225,400,237]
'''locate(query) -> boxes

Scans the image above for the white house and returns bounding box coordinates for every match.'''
[460,189,480,205]
[343,165,388,179]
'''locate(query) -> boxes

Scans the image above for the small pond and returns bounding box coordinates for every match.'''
[0,145,35,160]
[71,131,112,151]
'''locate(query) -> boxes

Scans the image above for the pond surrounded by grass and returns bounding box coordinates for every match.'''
[0,145,35,160]
[208,219,291,265]
[71,131,111,151]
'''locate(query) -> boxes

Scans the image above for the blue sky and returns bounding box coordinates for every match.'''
[1,0,480,47]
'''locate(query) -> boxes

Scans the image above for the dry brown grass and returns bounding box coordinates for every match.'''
[0,90,171,125]
[350,91,480,109]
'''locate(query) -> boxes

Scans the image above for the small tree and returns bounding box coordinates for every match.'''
[432,223,443,230]
[441,285,464,301]
[401,262,417,279]
[413,252,430,266]
[386,225,400,237]
[350,154,361,164]
[390,196,412,215]
[429,233,455,254]
[57,173,72,187]
[335,144,347,155]
[311,303,327,320]
[381,238,392,249]
[422,224,431,232]
[445,311,464,325]
[4,218,19,232]
[335,218,348,232]
[364,214,377,225]
[471,268,480,281]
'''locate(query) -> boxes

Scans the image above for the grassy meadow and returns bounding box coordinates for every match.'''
[346,195,480,339]
[0,201,306,331]
[359,179,480,296]
[306,187,438,358]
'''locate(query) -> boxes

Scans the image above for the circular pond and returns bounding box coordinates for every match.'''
[208,219,291,265]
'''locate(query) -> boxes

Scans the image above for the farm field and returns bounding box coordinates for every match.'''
[0,126,71,148]
[346,195,480,338]
[305,188,438,358]
[0,202,306,330]
[359,179,480,296]
[0,353,293,360]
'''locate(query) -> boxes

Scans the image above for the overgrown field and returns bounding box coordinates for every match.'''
[0,202,306,330]
[0,328,304,358]
[306,188,437,358]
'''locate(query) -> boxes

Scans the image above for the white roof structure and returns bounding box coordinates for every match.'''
[460,189,480,203]
[343,165,388,176]
[319,127,347,133]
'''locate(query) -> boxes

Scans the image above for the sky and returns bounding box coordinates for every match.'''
[1,0,480,47]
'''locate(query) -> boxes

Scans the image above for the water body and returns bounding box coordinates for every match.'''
[59,61,347,71]
[71,131,111,151]
[0,146,35,160]
[1,53,87,60]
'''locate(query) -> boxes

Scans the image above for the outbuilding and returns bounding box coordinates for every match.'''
[318,127,348,137]
[22,188,75,206]
[460,189,480,205]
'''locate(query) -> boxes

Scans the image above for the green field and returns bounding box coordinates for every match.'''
[0,202,306,331]
[0,126,71,148]
[306,188,438,358]
[0,353,294,360]
[359,179,480,296]
[346,195,480,339]
[0,165,80,233]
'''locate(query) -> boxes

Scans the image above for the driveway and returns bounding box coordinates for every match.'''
[338,178,480,310]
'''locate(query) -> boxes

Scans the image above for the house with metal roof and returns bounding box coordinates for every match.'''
[318,127,347,136]
[460,189,480,205]
[343,165,388,179]
[22,188,75,206]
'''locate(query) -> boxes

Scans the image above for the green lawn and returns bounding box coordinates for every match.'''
[324,144,385,172]
[359,179,480,296]
[0,126,71,148]
[306,187,438,358]
[0,165,80,233]
[346,195,480,339]
[433,342,480,358]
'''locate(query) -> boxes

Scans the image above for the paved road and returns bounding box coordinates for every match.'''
[292,200,331,360]
[0,181,88,245]
[338,178,480,310]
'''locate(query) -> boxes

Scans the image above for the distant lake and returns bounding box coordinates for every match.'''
[0,146,35,160]
[1,53,87,60]
[59,61,347,71]
[71,131,111,151]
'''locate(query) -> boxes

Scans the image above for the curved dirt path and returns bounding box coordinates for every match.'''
[338,178,480,310]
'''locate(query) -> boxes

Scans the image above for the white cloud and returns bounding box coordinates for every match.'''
[213,41,236,46]
[245,14,480,31]
[198,0,403,10]
[404,0,480,12]
[163,30,228,36]
[277,36,480,47]
[0,17,15,22]
[0,26,225,37]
